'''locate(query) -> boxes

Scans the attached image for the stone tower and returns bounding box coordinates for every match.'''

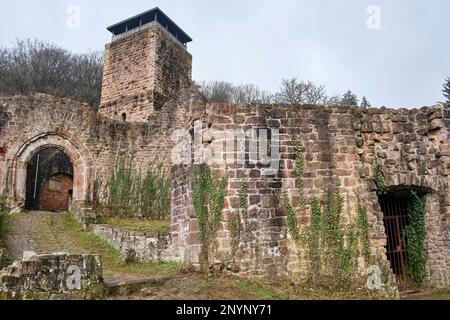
[99,8,193,122]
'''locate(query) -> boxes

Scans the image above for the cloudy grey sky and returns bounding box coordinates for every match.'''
[0,0,449,108]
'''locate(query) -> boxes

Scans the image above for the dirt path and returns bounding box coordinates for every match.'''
[3,212,44,260]
[5,212,447,300]
[0,211,285,300]
[1,212,179,280]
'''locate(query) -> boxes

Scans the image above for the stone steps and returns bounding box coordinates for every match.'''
[104,275,172,297]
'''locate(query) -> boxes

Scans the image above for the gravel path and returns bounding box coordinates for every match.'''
[3,212,48,260]
[1,211,274,300]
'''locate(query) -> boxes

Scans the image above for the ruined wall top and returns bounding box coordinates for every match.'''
[99,17,193,123]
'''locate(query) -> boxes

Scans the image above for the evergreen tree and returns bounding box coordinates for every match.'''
[341,90,359,106]
[443,77,450,104]
[361,96,371,108]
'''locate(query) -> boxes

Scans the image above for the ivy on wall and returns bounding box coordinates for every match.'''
[239,183,249,231]
[282,149,372,286]
[229,183,250,260]
[0,169,10,213]
[0,169,11,268]
[282,193,299,241]
[372,158,428,285]
[375,169,388,196]
[404,191,427,285]
[229,210,240,259]
[356,197,371,262]
[192,164,228,271]
[282,147,305,242]
[100,156,170,219]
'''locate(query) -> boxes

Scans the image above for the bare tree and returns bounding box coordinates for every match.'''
[274,78,337,105]
[198,78,343,106]
[275,78,311,104]
[234,84,274,104]
[69,52,104,107]
[198,81,273,104]
[234,84,260,103]
[199,80,235,103]
[0,39,103,109]
[323,95,341,104]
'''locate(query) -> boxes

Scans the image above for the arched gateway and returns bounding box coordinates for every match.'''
[25,147,74,212]
[5,133,93,208]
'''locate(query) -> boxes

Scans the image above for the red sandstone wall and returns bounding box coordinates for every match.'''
[0,93,195,205]
[1,92,449,287]
[99,25,192,122]
[40,173,73,212]
[171,102,450,286]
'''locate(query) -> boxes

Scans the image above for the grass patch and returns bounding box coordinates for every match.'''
[62,214,179,277]
[235,279,288,300]
[402,289,450,300]
[28,213,179,278]
[96,217,170,235]
[0,213,16,268]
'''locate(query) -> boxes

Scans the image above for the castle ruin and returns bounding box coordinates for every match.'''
[0,8,449,292]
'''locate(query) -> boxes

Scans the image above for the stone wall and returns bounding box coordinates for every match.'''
[1,90,450,289]
[172,102,450,287]
[70,201,97,229]
[40,173,73,212]
[99,24,192,122]
[0,93,194,206]
[357,106,450,287]
[0,253,104,300]
[93,225,174,263]
[171,165,198,263]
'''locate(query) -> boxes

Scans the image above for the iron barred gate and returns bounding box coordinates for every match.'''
[379,195,410,283]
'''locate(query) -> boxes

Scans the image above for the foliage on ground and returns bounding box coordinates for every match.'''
[192,164,228,271]
[94,157,170,220]
[2,212,179,278]
[96,217,171,235]
[0,214,12,268]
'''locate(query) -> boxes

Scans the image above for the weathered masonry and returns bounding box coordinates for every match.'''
[99,7,193,122]
[0,7,449,292]
[171,103,450,289]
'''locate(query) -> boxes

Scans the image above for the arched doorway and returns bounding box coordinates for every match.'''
[6,133,93,207]
[378,186,428,285]
[25,147,74,212]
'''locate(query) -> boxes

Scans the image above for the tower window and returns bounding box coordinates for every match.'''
[122,113,127,122]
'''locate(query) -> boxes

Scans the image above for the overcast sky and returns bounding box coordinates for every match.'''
[0,0,449,108]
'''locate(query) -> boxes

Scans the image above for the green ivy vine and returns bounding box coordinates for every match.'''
[239,183,249,232]
[229,183,249,259]
[375,169,389,196]
[282,147,305,241]
[283,193,300,241]
[229,211,240,258]
[404,191,427,285]
[356,203,371,262]
[192,164,228,271]
[282,149,372,286]
[0,168,10,213]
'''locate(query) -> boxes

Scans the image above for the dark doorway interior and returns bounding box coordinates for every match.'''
[25,148,74,212]
[379,193,410,282]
